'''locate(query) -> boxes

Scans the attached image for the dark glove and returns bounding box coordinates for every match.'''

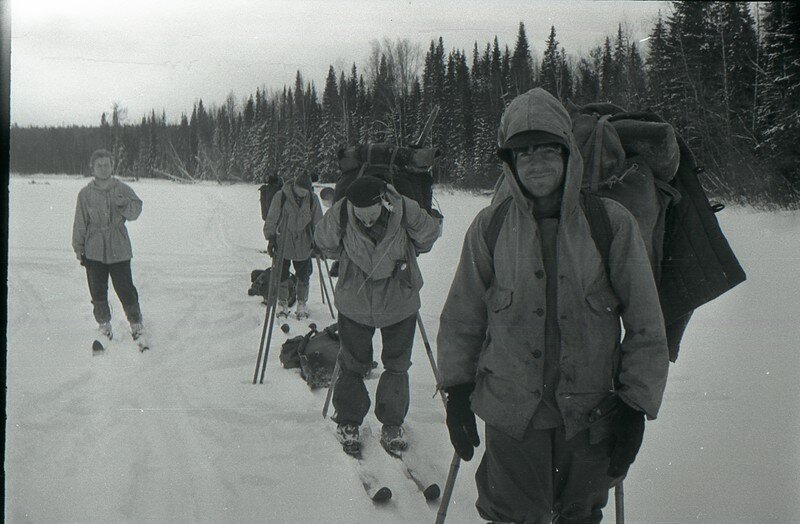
[445,383,480,461]
[607,401,645,477]
[267,236,277,258]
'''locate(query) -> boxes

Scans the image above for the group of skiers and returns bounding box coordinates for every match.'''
[74,88,672,523]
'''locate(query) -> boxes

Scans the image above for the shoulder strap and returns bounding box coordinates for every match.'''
[580,190,613,279]
[486,196,514,259]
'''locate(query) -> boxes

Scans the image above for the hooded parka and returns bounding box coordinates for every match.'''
[263,180,323,261]
[314,185,441,328]
[437,88,669,441]
[72,178,142,264]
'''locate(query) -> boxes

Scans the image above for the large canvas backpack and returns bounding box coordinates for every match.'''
[489,103,746,361]
[279,323,340,389]
[258,175,284,221]
[333,143,440,213]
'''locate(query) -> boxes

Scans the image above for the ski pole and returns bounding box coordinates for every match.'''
[615,483,624,524]
[322,258,336,297]
[315,255,336,320]
[322,358,340,418]
[253,240,285,383]
[415,313,463,524]
[252,280,275,384]
[436,452,461,524]
[258,219,289,384]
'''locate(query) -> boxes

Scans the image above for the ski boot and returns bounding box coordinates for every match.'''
[131,322,150,351]
[276,300,290,320]
[336,423,361,457]
[98,321,114,341]
[380,425,408,455]
[295,301,309,320]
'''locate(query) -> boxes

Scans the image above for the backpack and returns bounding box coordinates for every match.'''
[489,103,746,361]
[248,268,297,306]
[333,143,440,213]
[259,175,284,221]
[279,323,340,389]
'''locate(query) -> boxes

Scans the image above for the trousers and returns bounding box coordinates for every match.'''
[476,423,613,524]
[332,312,416,427]
[85,259,142,324]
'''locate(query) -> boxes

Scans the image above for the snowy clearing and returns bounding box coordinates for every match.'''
[6,174,800,522]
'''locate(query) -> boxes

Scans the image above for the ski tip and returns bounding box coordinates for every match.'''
[92,340,105,353]
[372,487,392,503]
[423,484,441,501]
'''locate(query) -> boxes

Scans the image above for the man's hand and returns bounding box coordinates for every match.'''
[77,253,87,266]
[607,401,645,478]
[267,235,277,258]
[445,383,480,461]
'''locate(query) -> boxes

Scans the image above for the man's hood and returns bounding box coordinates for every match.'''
[496,88,583,217]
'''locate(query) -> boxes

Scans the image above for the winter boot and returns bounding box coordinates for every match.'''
[277,300,290,319]
[295,301,309,320]
[380,425,408,455]
[336,423,361,457]
[130,322,150,351]
[98,321,113,341]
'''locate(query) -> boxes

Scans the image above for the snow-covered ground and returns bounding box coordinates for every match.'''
[6,174,799,523]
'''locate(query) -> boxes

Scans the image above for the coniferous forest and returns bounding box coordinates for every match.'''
[9,2,800,207]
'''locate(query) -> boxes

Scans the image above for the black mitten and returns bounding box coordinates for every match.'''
[607,401,645,477]
[445,383,480,461]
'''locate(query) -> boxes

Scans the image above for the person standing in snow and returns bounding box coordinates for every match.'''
[436,88,669,523]
[72,149,146,345]
[263,173,323,320]
[314,176,441,455]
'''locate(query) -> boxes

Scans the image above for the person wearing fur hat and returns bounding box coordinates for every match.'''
[263,173,323,320]
[436,88,669,523]
[314,175,441,456]
[72,149,147,346]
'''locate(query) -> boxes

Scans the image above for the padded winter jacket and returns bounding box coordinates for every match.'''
[436,88,669,441]
[263,182,323,261]
[72,178,142,264]
[314,185,440,328]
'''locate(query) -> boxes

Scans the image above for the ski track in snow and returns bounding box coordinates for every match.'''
[6,175,800,523]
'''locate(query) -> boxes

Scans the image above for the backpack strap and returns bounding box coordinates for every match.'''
[589,115,612,193]
[580,190,613,279]
[485,196,514,260]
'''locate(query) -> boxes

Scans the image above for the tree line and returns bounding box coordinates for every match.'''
[10,1,799,207]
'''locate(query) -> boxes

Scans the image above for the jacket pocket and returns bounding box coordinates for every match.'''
[483,285,513,313]
[585,286,620,315]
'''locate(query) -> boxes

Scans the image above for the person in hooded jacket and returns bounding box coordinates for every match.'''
[72,149,145,344]
[437,88,669,523]
[314,176,441,455]
[264,173,323,320]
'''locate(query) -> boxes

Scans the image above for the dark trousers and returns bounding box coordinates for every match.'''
[85,259,142,324]
[476,423,612,524]
[332,312,417,427]
[279,258,312,303]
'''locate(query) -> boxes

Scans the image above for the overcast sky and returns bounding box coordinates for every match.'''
[11,0,672,127]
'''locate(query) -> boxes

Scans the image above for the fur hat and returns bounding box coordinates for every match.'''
[346,176,387,208]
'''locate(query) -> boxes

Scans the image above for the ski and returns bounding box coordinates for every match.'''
[92,339,106,355]
[353,458,392,502]
[381,431,441,501]
[335,424,392,503]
